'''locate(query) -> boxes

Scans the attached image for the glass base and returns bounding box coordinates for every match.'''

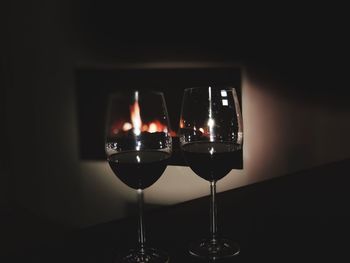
[116,248,169,263]
[189,238,240,260]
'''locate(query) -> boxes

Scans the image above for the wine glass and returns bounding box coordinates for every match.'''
[178,86,243,260]
[105,90,172,263]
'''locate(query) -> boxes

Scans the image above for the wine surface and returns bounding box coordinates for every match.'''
[182,142,241,182]
[108,151,170,189]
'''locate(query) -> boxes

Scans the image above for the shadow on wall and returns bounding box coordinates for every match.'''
[241,65,350,186]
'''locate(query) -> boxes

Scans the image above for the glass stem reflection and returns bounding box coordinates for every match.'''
[210,181,218,243]
[137,189,146,252]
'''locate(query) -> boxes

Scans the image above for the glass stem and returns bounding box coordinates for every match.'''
[137,189,146,252]
[210,181,218,243]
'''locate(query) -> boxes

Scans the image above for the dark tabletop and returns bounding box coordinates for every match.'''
[3,158,350,262]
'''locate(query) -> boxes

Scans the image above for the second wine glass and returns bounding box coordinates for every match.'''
[178,86,243,260]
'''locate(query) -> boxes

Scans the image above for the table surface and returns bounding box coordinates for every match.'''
[3,158,350,262]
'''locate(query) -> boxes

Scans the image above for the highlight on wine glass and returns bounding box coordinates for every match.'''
[105,90,172,263]
[178,86,243,260]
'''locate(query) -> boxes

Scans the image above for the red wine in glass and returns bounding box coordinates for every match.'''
[108,150,171,190]
[181,141,241,182]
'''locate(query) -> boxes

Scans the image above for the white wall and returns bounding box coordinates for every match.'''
[5,2,350,227]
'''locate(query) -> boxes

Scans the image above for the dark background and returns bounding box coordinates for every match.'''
[1,0,350,228]
[2,1,350,261]
[68,1,349,87]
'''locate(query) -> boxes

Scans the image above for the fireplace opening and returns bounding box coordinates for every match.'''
[75,65,242,168]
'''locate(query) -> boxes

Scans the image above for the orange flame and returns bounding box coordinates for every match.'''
[130,100,142,135]
[112,100,176,136]
[179,118,184,128]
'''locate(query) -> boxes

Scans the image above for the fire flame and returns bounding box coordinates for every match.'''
[112,100,176,136]
[130,100,142,135]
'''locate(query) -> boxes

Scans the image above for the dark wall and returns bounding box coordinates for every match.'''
[0,54,10,212]
[1,3,11,213]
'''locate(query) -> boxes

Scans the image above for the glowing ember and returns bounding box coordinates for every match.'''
[112,128,119,134]
[179,119,184,128]
[148,122,158,133]
[122,122,132,131]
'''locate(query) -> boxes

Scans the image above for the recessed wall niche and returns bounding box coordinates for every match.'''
[75,65,242,168]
